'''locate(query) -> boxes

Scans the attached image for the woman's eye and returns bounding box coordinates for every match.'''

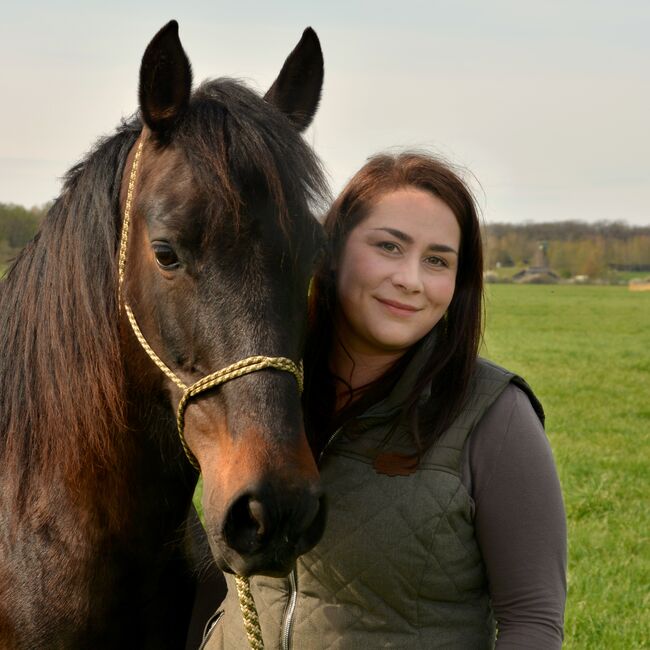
[152,242,180,270]
[379,242,399,253]
[426,256,448,268]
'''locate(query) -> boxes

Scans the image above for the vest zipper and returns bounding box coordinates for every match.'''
[280,568,298,650]
[279,427,343,650]
[198,609,223,650]
[318,426,343,464]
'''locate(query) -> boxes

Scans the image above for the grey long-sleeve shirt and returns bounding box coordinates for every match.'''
[464,383,567,648]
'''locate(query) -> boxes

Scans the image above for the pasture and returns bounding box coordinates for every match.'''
[7,246,646,645]
[483,284,649,649]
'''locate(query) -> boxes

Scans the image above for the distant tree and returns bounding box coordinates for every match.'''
[484,220,650,278]
[0,203,43,248]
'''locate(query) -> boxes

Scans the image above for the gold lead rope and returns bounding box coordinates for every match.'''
[118,135,305,650]
[234,575,266,650]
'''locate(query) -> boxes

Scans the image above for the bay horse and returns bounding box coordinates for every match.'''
[0,21,328,649]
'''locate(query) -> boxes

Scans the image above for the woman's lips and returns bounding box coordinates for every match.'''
[376,297,421,315]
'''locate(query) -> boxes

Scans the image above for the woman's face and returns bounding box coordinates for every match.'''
[335,187,461,358]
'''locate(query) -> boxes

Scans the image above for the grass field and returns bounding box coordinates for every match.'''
[6,251,641,645]
[482,284,649,649]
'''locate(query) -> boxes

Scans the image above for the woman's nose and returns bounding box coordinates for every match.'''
[391,257,423,292]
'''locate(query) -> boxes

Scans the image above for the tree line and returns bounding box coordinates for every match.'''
[0,202,48,267]
[483,221,650,278]
[2,202,649,280]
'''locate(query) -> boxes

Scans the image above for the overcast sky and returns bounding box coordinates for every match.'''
[1,0,648,224]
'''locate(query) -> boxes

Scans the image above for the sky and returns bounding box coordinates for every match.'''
[1,0,648,225]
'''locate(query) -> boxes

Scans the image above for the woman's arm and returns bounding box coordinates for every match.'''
[466,384,567,649]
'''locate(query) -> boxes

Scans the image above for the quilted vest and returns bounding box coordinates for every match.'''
[203,347,542,650]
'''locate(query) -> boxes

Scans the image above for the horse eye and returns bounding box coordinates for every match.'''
[152,242,180,270]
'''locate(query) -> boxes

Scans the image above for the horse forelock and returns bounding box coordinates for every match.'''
[0,121,140,508]
[179,78,330,239]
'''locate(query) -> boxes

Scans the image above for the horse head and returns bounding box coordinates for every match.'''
[119,21,327,577]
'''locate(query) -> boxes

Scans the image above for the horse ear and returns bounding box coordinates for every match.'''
[264,27,323,132]
[139,20,192,136]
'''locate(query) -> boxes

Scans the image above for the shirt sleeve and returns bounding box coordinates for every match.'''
[464,383,567,649]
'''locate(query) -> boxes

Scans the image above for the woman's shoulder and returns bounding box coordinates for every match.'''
[426,360,544,471]
[465,380,555,498]
[472,357,545,426]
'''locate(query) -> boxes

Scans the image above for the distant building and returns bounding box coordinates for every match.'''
[629,279,650,292]
[512,241,559,284]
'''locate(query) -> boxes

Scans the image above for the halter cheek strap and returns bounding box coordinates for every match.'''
[118,134,309,649]
[117,136,303,471]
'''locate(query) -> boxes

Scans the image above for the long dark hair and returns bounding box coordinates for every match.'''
[303,152,484,457]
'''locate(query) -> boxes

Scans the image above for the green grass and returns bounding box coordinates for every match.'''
[482,285,649,649]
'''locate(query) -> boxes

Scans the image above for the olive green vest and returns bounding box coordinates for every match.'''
[203,349,542,649]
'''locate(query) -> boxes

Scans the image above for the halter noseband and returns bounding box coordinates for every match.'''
[117,136,303,471]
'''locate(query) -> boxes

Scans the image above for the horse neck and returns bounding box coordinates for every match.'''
[121,374,199,530]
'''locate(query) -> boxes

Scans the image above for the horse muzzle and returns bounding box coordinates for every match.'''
[208,480,327,577]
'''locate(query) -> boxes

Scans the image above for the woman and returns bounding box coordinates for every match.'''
[201,152,567,649]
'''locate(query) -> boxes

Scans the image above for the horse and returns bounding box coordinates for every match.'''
[0,21,328,649]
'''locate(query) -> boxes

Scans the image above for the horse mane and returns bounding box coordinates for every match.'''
[0,121,140,506]
[0,78,328,510]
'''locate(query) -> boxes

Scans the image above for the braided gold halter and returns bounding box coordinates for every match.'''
[118,134,303,649]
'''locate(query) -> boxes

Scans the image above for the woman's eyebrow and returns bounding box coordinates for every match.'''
[428,243,458,255]
[371,227,413,243]
[371,227,458,255]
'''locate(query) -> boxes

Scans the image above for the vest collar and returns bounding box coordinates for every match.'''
[355,326,438,421]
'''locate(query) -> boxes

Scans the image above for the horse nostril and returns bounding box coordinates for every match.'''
[222,487,326,564]
[247,498,267,538]
[223,493,272,555]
